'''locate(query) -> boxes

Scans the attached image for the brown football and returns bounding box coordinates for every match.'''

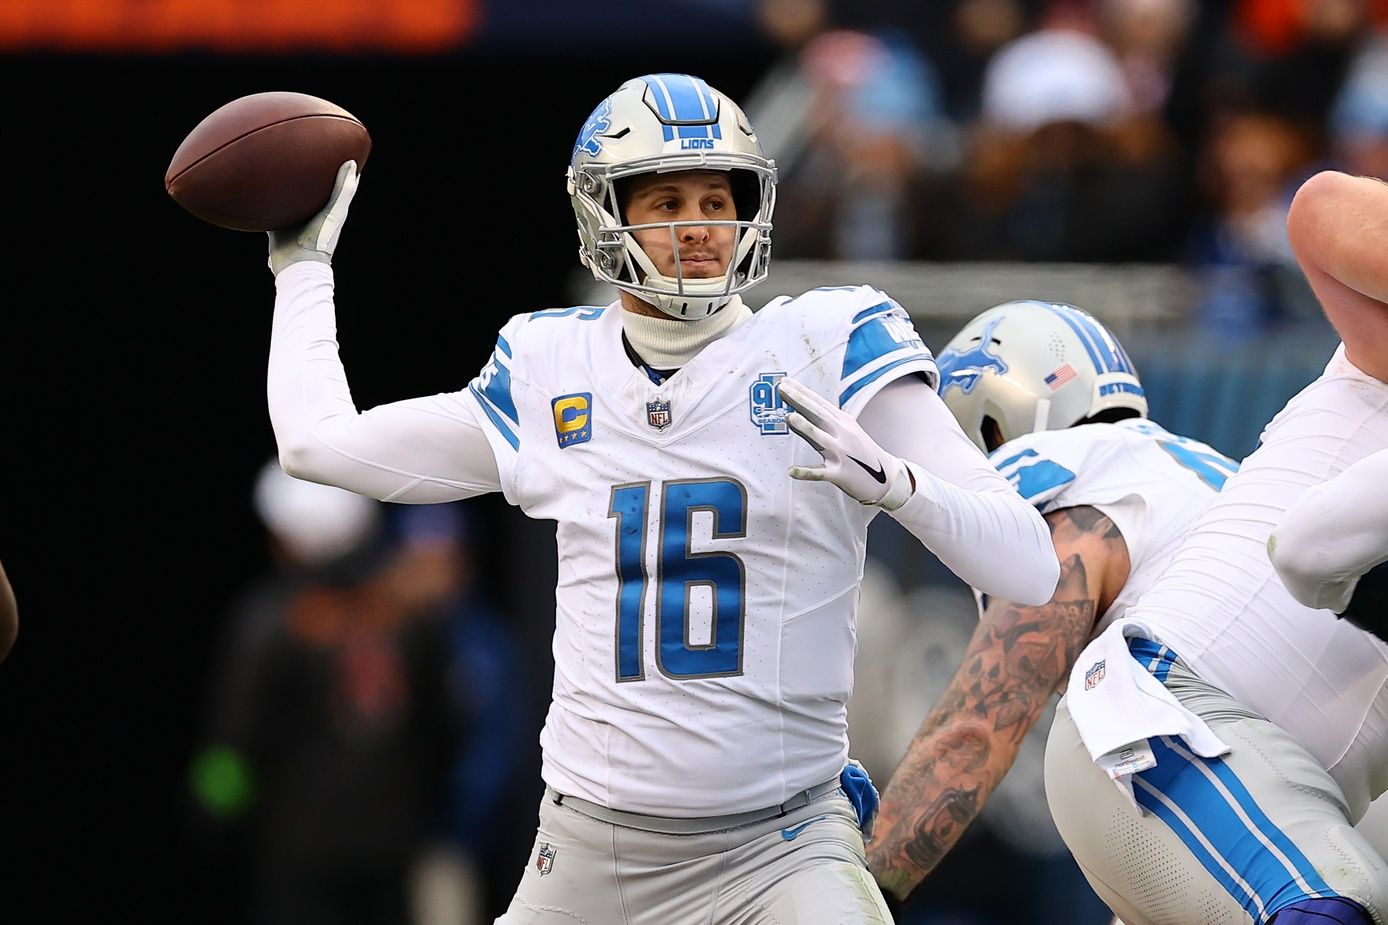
[165,91,371,232]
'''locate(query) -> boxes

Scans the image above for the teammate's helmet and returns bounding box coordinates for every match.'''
[936,300,1147,452]
[567,73,777,320]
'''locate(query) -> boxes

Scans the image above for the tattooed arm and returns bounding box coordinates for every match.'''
[867,505,1130,900]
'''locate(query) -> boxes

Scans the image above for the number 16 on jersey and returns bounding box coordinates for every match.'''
[608,479,747,682]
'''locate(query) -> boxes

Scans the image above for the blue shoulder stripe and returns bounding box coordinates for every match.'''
[993,448,1077,502]
[479,358,519,425]
[469,385,520,451]
[852,300,896,323]
[842,313,928,382]
[838,355,932,407]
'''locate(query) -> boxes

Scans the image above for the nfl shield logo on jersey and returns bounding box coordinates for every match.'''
[646,398,672,431]
[749,372,788,435]
[1084,659,1106,690]
[535,841,557,876]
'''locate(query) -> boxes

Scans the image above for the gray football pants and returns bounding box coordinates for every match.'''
[1046,653,1388,925]
[495,785,892,924]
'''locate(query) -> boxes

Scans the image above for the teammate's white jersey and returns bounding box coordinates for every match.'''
[466,286,937,817]
[989,419,1238,636]
[1124,345,1388,819]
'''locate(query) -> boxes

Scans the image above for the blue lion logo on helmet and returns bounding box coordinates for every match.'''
[573,99,613,161]
[937,317,1008,395]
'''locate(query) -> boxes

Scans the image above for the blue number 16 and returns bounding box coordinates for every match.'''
[608,479,747,682]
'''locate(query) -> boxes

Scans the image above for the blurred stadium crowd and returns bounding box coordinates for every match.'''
[178,2,1388,924]
[753,0,1388,336]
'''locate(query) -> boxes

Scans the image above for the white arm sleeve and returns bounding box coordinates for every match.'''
[858,376,1060,605]
[267,262,502,503]
[1269,446,1388,612]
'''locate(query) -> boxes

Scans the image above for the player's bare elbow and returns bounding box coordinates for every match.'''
[1287,170,1358,268]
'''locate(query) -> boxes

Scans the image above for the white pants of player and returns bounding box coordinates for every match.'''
[1046,647,1388,925]
[495,783,892,924]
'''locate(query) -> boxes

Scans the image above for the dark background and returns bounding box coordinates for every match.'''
[3,1,1378,918]
[0,47,772,916]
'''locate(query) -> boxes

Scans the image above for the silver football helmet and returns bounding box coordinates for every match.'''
[936,300,1147,452]
[567,73,777,319]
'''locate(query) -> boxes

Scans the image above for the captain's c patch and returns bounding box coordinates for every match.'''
[552,393,593,448]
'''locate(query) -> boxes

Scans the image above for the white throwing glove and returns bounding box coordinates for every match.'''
[778,376,914,510]
[267,160,360,276]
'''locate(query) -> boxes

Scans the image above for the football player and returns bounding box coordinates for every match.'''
[1033,168,1388,925]
[259,73,1059,922]
[861,300,1239,902]
[866,267,1388,923]
[1267,173,1388,646]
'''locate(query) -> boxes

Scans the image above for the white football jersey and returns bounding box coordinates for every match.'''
[466,286,937,817]
[1126,345,1388,819]
[988,419,1238,636]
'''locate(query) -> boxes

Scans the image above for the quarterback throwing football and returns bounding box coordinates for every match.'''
[260,73,1059,922]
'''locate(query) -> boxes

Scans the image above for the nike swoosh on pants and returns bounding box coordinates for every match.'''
[781,815,828,841]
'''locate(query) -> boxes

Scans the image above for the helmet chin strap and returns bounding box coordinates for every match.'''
[620,296,751,370]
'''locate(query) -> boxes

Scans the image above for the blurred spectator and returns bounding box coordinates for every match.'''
[947,25,1190,261]
[189,461,463,925]
[1328,30,1388,177]
[831,0,1037,123]
[757,18,956,260]
[1224,0,1383,121]
[400,504,533,923]
[1183,106,1319,336]
[1096,0,1197,118]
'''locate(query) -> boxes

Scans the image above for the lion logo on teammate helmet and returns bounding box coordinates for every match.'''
[567,73,777,321]
[937,300,1147,452]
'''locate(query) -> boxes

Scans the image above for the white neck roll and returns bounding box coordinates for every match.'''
[620,296,752,370]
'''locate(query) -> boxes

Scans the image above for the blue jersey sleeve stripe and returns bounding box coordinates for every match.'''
[838,355,934,407]
[480,360,519,425]
[851,301,896,324]
[468,385,520,451]
[843,316,928,381]
[496,334,512,359]
[1012,459,1076,500]
[991,448,1039,471]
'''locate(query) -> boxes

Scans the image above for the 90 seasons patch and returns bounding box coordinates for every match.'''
[749,372,788,435]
